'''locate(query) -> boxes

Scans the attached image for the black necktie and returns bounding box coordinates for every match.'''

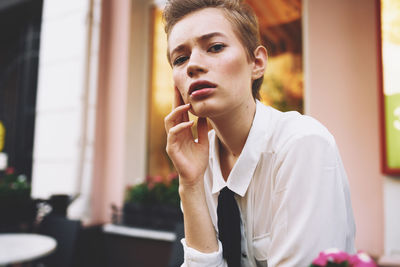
[217,187,241,267]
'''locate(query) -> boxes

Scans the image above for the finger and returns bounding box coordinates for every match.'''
[173,86,185,109]
[173,86,189,123]
[167,121,194,146]
[197,117,209,145]
[165,103,191,132]
[183,108,189,122]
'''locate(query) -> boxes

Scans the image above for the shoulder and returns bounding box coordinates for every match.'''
[267,107,336,154]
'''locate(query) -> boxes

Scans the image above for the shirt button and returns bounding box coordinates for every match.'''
[242,253,247,258]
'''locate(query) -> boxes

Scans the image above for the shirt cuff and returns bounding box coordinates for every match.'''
[181,238,225,267]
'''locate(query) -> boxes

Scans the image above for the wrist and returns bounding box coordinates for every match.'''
[179,177,204,197]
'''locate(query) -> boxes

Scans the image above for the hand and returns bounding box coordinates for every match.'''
[164,87,209,188]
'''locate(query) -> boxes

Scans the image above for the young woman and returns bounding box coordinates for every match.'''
[163,0,356,266]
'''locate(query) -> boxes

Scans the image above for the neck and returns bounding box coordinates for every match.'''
[209,98,257,157]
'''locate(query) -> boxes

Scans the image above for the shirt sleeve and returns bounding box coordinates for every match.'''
[180,238,227,267]
[267,134,356,267]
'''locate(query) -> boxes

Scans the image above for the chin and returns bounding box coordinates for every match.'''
[189,100,226,118]
[189,106,210,118]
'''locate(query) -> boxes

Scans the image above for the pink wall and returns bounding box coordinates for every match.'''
[90,0,131,224]
[88,0,385,255]
[304,0,383,256]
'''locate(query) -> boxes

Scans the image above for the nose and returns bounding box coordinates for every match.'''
[187,50,207,78]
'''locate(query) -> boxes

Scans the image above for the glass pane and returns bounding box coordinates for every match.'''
[381,0,400,169]
[147,7,174,178]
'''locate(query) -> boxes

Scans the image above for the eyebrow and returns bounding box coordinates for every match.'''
[169,32,227,60]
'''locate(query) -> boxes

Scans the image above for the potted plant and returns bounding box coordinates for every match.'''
[123,173,182,231]
[0,167,36,232]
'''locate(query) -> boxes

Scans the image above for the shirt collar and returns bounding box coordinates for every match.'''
[211,100,272,197]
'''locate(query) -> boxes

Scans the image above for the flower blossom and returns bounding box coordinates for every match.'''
[349,251,377,267]
[311,249,376,267]
[5,167,15,175]
[312,249,349,266]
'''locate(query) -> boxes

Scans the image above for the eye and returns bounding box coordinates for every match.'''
[173,55,188,66]
[208,43,226,53]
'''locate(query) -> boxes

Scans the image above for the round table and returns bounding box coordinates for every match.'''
[0,233,57,265]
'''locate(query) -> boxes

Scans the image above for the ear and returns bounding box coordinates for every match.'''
[251,45,268,80]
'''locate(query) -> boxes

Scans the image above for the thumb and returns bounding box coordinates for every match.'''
[197,117,209,145]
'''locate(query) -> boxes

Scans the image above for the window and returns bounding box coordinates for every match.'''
[379,0,400,175]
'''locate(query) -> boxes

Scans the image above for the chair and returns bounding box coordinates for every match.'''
[35,215,81,267]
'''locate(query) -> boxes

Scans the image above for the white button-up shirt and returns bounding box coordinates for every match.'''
[181,101,356,267]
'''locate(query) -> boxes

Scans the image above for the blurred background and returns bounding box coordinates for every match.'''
[0,0,399,266]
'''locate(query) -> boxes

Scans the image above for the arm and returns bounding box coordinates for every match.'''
[267,134,355,267]
[165,88,225,266]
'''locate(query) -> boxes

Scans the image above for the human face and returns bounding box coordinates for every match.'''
[168,8,256,119]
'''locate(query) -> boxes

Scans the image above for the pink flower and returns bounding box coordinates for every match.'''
[165,173,178,186]
[349,252,377,267]
[146,175,155,189]
[312,252,328,266]
[167,172,178,181]
[5,167,15,175]
[311,249,377,267]
[326,251,349,263]
[153,175,163,184]
[146,175,165,189]
[312,249,349,266]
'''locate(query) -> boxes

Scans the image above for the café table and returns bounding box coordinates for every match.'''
[0,233,57,266]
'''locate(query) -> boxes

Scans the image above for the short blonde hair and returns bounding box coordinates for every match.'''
[163,0,264,99]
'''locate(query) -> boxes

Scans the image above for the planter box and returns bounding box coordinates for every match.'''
[0,194,36,232]
[123,203,183,231]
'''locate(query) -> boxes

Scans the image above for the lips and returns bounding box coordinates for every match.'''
[189,80,217,96]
